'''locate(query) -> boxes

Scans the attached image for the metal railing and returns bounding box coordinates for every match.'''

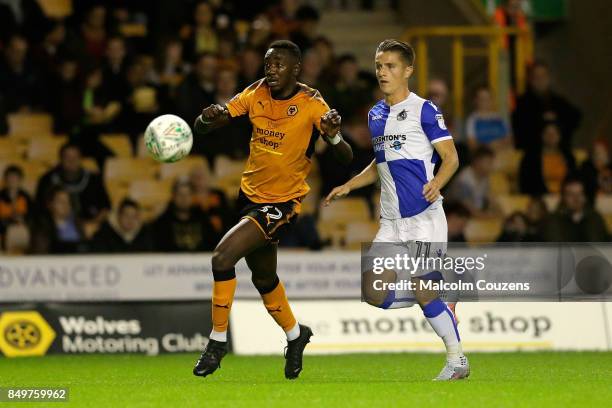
[403,26,534,120]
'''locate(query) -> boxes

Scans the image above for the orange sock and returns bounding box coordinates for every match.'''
[212,278,237,332]
[261,281,297,332]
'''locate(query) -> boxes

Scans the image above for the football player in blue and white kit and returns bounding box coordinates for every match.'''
[325,39,468,381]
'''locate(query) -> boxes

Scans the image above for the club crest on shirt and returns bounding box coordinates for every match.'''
[435,114,447,130]
[397,109,407,121]
[390,140,404,151]
[287,105,298,116]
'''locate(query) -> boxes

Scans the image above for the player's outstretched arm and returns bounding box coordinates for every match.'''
[193,104,231,135]
[320,109,353,165]
[422,139,459,203]
[324,159,378,206]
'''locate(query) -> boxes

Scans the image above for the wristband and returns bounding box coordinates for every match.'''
[327,132,342,145]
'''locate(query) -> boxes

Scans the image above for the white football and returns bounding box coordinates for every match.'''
[144,114,193,163]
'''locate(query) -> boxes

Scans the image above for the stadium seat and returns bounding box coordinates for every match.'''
[605,214,612,232]
[4,223,30,255]
[38,0,72,18]
[543,194,560,212]
[27,135,68,166]
[128,179,173,221]
[489,172,511,195]
[0,138,25,160]
[106,180,130,209]
[101,134,133,157]
[345,221,380,249]
[495,148,523,178]
[497,194,530,215]
[319,197,370,225]
[159,156,209,181]
[573,148,588,166]
[464,217,503,243]
[7,113,53,137]
[595,195,612,215]
[317,221,346,249]
[104,157,158,187]
[81,157,100,173]
[214,155,246,180]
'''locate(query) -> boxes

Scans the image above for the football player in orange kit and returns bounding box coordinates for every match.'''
[192,40,353,379]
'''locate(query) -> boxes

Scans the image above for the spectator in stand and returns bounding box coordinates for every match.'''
[0,35,41,112]
[189,166,230,242]
[525,196,548,240]
[0,165,32,239]
[497,211,531,242]
[152,179,217,252]
[48,57,82,134]
[121,58,162,146]
[31,20,67,83]
[465,86,512,152]
[175,52,217,124]
[326,54,371,120]
[79,4,109,62]
[157,38,191,91]
[512,62,581,153]
[312,36,336,86]
[91,198,154,253]
[580,139,612,204]
[447,146,500,217]
[539,176,609,242]
[35,143,110,222]
[183,1,219,60]
[493,0,529,90]
[217,36,239,72]
[192,68,251,163]
[519,121,576,195]
[0,0,47,44]
[238,46,263,89]
[445,200,470,242]
[29,186,87,254]
[102,36,130,102]
[299,48,323,89]
[290,5,320,52]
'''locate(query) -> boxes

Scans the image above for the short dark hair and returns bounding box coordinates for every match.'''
[376,39,415,66]
[3,164,23,179]
[119,198,139,213]
[59,142,81,158]
[561,174,585,192]
[337,53,358,65]
[268,40,301,62]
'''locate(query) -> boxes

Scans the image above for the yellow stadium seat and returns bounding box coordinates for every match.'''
[27,135,68,166]
[38,0,72,18]
[4,223,30,254]
[317,221,345,249]
[81,157,100,173]
[319,197,370,225]
[345,221,380,249]
[464,217,503,243]
[605,214,612,232]
[495,148,523,177]
[101,134,133,157]
[497,194,530,215]
[0,138,25,160]
[159,156,209,181]
[214,155,246,180]
[573,148,588,166]
[105,180,130,209]
[128,179,172,221]
[8,113,53,136]
[595,195,612,215]
[104,157,158,187]
[543,194,560,212]
[489,171,511,195]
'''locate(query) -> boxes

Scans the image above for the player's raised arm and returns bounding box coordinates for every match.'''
[193,104,231,135]
[320,109,353,165]
[324,159,378,206]
[422,139,459,203]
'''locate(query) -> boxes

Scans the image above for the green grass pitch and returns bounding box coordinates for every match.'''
[2,352,612,407]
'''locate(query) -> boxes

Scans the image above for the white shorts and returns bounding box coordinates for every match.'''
[368,201,448,309]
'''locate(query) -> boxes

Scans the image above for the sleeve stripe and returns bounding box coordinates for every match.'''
[430,135,453,144]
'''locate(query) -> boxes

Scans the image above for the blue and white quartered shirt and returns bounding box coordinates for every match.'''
[368,92,452,220]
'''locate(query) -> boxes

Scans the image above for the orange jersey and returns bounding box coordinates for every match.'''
[226,79,330,205]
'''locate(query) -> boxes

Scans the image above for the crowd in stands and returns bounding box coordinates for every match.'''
[0,0,609,254]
